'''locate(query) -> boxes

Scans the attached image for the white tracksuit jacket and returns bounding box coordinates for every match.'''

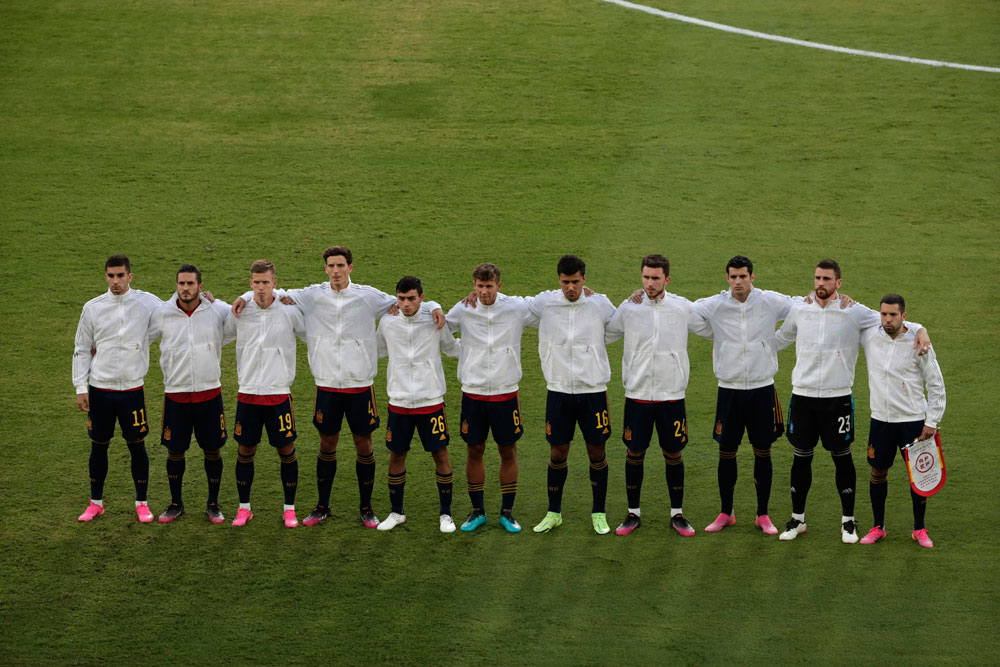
[225,297,306,396]
[529,289,616,394]
[446,294,538,396]
[73,288,164,393]
[690,288,799,390]
[377,305,461,409]
[861,324,944,427]
[605,292,713,401]
[150,295,234,394]
[774,298,881,398]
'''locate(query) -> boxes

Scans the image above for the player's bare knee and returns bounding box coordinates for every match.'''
[352,433,373,456]
[431,447,452,473]
[238,444,258,457]
[498,444,516,461]
[550,444,570,460]
[585,442,606,459]
[467,443,486,460]
[277,443,295,457]
[320,432,339,453]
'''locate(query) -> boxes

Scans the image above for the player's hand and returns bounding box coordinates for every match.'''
[583,286,595,297]
[914,328,931,355]
[387,303,400,316]
[919,425,937,441]
[90,347,96,357]
[804,291,814,304]
[279,295,296,305]
[232,297,246,318]
[838,293,855,308]
[462,291,478,308]
[202,291,215,303]
[432,308,446,329]
[629,289,642,304]
[76,393,90,412]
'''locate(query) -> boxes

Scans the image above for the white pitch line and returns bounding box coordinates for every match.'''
[601,0,1000,73]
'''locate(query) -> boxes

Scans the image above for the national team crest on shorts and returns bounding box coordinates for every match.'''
[624,427,632,441]
[163,427,171,442]
[87,416,92,430]
[545,422,552,436]
[715,420,723,435]
[868,445,875,458]
[235,422,242,436]
[386,428,392,443]
[461,420,469,435]
[315,410,323,424]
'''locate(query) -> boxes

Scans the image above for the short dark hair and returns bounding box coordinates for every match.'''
[176,264,202,284]
[396,275,423,295]
[106,254,131,273]
[250,259,276,276]
[323,246,353,265]
[641,254,670,277]
[472,263,501,283]
[816,259,841,279]
[557,254,585,276]
[726,255,753,275]
[881,294,906,312]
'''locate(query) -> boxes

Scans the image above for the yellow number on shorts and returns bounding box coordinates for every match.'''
[132,409,147,427]
[219,413,226,431]
[431,415,446,434]
[512,409,521,427]
[594,410,609,428]
[674,418,687,438]
[278,412,293,432]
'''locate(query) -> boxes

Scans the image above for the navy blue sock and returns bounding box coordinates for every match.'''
[127,441,149,502]
[89,442,109,500]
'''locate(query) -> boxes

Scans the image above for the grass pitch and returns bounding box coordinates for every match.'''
[1,1,998,664]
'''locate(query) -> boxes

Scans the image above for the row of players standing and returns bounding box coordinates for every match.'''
[72,249,945,546]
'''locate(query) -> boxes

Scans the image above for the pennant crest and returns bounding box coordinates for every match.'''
[903,432,946,497]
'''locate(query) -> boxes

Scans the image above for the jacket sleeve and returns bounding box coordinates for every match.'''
[223,311,237,346]
[686,304,713,340]
[288,306,307,342]
[72,307,95,394]
[376,319,389,359]
[445,301,463,335]
[604,303,626,344]
[370,287,397,317]
[919,346,946,428]
[519,295,541,328]
[439,326,461,359]
[773,309,797,350]
[141,291,165,346]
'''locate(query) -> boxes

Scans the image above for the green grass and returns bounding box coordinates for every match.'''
[1,1,998,664]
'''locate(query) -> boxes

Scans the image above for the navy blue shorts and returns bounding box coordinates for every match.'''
[545,391,611,446]
[87,386,149,444]
[161,393,227,452]
[867,419,924,469]
[621,398,687,453]
[713,385,784,450]
[460,394,523,447]
[234,398,296,448]
[313,387,380,436]
[786,394,854,451]
[386,405,450,453]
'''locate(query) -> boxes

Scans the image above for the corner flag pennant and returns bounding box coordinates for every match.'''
[903,432,947,497]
